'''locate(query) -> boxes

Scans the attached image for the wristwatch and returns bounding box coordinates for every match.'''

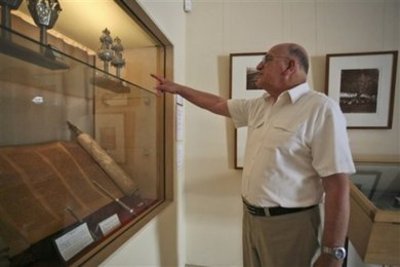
[321,246,346,260]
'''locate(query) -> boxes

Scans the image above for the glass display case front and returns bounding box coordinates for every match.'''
[348,161,400,265]
[0,1,172,266]
[350,162,400,211]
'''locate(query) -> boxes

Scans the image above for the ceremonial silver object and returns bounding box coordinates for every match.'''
[27,0,62,52]
[92,180,134,214]
[0,0,68,69]
[97,28,113,73]
[111,37,125,78]
[0,0,23,39]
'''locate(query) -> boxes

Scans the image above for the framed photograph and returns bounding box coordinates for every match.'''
[325,51,398,129]
[230,53,265,169]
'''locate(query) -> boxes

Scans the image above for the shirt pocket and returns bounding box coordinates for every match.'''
[248,120,264,130]
[248,120,264,139]
[264,121,305,151]
[246,120,265,153]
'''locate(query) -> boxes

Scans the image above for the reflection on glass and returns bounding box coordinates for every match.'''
[350,162,400,211]
[0,12,164,265]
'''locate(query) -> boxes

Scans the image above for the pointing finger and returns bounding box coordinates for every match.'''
[150,74,164,83]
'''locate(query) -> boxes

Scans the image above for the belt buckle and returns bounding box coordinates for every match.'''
[263,208,271,216]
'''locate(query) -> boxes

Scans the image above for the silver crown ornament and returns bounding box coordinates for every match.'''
[27,0,62,52]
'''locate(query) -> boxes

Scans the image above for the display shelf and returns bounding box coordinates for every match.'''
[10,195,159,266]
[0,26,155,96]
[0,35,69,70]
[92,73,131,94]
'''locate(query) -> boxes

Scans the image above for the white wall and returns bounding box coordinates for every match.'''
[101,1,399,267]
[184,1,399,267]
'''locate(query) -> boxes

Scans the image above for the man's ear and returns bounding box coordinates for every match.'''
[287,60,296,71]
[282,59,296,76]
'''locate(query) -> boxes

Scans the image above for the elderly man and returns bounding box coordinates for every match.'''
[151,43,355,267]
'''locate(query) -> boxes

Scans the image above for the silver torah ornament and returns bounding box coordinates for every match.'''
[27,0,62,51]
[97,28,113,73]
[1,0,23,27]
[111,37,125,78]
[0,0,23,39]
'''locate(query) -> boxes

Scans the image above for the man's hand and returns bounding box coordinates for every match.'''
[150,74,230,116]
[150,74,180,95]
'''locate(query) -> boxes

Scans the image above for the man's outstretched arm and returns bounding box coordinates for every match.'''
[151,74,230,117]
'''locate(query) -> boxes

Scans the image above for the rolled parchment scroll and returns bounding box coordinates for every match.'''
[67,121,137,196]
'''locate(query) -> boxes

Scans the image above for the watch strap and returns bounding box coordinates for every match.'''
[322,246,334,254]
[321,246,346,260]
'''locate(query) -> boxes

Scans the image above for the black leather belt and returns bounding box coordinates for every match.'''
[243,200,317,217]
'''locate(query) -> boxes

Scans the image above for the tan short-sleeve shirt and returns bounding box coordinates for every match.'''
[228,83,355,207]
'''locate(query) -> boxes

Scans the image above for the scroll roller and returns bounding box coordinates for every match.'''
[67,121,137,196]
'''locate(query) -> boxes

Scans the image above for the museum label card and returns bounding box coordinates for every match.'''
[54,223,94,261]
[98,213,121,236]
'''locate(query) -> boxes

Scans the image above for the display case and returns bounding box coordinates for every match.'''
[0,1,174,266]
[348,161,400,266]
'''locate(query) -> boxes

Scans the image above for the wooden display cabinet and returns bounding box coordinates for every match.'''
[0,1,174,266]
[348,162,400,266]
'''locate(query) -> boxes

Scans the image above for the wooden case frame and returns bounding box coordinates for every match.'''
[0,1,174,266]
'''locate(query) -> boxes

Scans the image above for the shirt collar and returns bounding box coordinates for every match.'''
[262,82,310,103]
[287,82,310,103]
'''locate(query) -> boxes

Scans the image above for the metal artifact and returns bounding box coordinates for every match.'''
[97,28,113,73]
[111,36,125,78]
[0,0,23,39]
[92,180,134,214]
[27,0,62,53]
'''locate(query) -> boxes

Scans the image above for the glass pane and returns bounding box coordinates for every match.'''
[350,162,400,211]
[0,8,165,264]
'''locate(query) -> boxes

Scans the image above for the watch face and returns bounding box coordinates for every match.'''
[334,247,346,260]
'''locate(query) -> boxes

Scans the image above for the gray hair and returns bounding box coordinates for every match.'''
[288,44,309,74]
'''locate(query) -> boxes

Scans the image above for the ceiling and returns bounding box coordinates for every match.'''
[14,0,157,52]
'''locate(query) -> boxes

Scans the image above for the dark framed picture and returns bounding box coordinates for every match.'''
[230,53,265,169]
[325,51,398,129]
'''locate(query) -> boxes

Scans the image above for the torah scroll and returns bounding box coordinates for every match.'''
[67,121,137,196]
